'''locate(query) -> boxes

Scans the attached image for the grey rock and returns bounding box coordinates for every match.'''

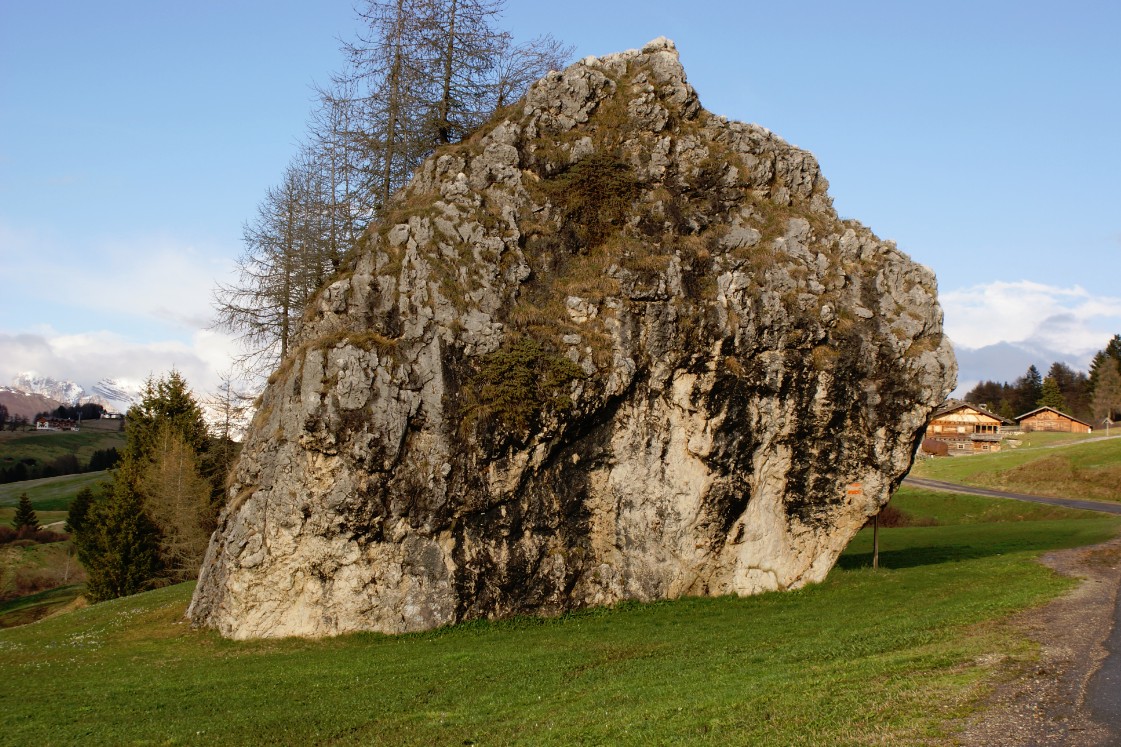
[189,39,956,639]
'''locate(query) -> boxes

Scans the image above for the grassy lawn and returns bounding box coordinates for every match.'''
[0,489,1115,746]
[0,470,112,513]
[885,487,1110,525]
[1004,432,1099,449]
[910,434,1121,502]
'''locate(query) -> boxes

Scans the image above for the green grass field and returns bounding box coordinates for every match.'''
[0,538,85,626]
[0,583,83,627]
[911,434,1121,502]
[0,488,1115,746]
[0,419,124,470]
[0,470,111,530]
[0,470,112,512]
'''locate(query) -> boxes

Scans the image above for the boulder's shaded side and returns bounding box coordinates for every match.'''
[189,38,956,639]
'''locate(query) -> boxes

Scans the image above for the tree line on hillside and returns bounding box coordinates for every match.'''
[33,403,107,422]
[0,402,106,434]
[964,334,1121,423]
[0,405,30,431]
[0,447,120,485]
[67,371,243,600]
[214,0,572,379]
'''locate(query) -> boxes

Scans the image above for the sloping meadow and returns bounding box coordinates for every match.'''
[2,490,1116,746]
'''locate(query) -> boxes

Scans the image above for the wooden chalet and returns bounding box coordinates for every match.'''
[924,401,1012,454]
[1016,406,1093,434]
[34,417,80,432]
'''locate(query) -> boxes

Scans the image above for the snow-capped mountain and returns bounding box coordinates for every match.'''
[11,372,85,406]
[0,387,65,421]
[87,378,143,414]
[9,372,142,415]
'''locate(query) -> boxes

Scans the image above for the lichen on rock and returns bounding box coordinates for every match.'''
[188,37,956,639]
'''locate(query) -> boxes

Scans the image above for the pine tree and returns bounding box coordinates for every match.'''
[1012,365,1044,416]
[11,493,39,535]
[126,371,209,459]
[65,485,98,534]
[1047,361,1090,421]
[72,371,215,600]
[142,423,213,580]
[78,460,163,602]
[1038,376,1067,410]
[202,371,251,518]
[1089,335,1121,415]
[214,2,571,380]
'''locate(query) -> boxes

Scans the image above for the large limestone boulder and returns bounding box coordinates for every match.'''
[189,38,956,638]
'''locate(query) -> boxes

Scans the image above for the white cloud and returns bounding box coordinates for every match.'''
[0,217,248,397]
[1,223,235,333]
[941,280,1121,355]
[0,327,241,398]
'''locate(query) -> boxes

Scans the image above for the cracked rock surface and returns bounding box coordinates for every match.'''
[189,38,956,638]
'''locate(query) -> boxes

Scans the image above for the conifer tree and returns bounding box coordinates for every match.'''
[1092,359,1121,423]
[66,485,98,534]
[72,371,215,599]
[1046,361,1091,421]
[143,423,213,580]
[11,493,39,535]
[1012,365,1044,416]
[1038,376,1066,410]
[203,372,251,519]
[78,460,163,602]
[126,371,210,459]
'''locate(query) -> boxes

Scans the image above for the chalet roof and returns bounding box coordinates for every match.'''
[930,399,1014,425]
[1015,406,1093,428]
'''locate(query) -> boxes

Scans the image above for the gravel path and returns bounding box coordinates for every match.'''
[902,476,1121,745]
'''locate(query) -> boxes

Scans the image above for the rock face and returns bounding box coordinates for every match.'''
[189,38,956,639]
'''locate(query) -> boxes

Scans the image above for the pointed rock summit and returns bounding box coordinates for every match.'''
[189,39,956,638]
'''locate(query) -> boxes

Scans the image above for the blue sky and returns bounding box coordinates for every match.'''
[1,0,1119,397]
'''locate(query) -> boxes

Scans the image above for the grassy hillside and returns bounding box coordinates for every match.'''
[0,473,107,627]
[0,489,1115,746]
[0,471,111,534]
[910,434,1121,502]
[0,418,124,470]
[0,470,111,512]
[0,539,84,627]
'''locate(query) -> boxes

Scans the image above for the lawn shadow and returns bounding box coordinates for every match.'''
[838,543,1004,571]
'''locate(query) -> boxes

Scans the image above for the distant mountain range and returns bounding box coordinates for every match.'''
[3,372,253,440]
[0,387,68,421]
[953,341,1093,396]
[5,372,142,416]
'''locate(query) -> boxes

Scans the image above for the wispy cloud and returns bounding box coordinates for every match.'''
[1,224,234,333]
[941,280,1121,355]
[0,328,240,397]
[0,219,243,395]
